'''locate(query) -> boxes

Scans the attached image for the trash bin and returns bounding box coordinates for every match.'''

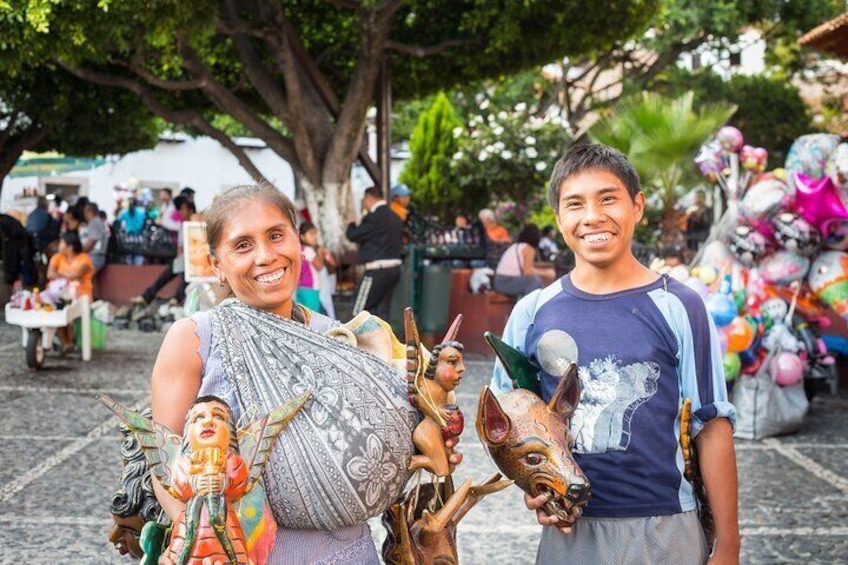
[418,262,453,334]
[74,303,110,351]
[391,246,420,333]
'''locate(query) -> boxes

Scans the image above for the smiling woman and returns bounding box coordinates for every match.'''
[148,183,414,564]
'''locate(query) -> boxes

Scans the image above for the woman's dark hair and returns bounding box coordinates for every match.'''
[299,221,316,237]
[517,223,541,248]
[205,183,297,256]
[126,197,138,218]
[62,231,83,254]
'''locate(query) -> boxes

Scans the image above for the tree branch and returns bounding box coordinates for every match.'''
[385,38,479,57]
[56,61,273,183]
[326,6,395,181]
[220,0,290,121]
[175,39,299,165]
[0,124,52,181]
[326,0,359,8]
[124,60,207,90]
[0,111,21,149]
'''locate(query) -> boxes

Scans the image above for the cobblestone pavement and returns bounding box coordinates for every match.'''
[1,317,847,564]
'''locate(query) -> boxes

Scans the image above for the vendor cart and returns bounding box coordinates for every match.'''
[5,295,91,369]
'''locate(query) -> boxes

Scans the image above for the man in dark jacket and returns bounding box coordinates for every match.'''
[0,213,36,287]
[346,186,404,321]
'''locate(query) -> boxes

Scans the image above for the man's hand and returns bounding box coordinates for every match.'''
[524,492,574,534]
[445,436,463,466]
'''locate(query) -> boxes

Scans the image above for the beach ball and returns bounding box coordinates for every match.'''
[726,317,755,353]
[758,251,810,286]
[808,251,848,319]
[706,293,738,328]
[723,352,741,382]
[769,352,804,386]
[772,212,821,256]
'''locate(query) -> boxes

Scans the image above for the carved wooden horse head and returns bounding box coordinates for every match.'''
[476,334,590,524]
[381,473,512,565]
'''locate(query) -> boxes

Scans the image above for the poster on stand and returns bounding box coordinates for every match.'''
[183,221,216,282]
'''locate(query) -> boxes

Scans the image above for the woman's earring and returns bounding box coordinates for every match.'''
[219,276,226,285]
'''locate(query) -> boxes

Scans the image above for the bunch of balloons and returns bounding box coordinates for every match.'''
[685,129,848,388]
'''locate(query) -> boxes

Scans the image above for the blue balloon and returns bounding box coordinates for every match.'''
[706,293,738,328]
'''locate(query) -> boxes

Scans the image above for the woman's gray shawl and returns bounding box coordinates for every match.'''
[209,300,418,530]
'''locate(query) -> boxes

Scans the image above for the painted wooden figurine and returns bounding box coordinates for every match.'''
[98,391,310,565]
[405,309,465,477]
[382,473,511,565]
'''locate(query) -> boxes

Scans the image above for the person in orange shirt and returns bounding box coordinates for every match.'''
[478,208,511,243]
[47,231,94,351]
[389,183,411,222]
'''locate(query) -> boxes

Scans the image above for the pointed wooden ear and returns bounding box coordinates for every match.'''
[441,314,463,343]
[484,332,540,395]
[476,387,511,446]
[547,362,581,419]
[404,307,420,349]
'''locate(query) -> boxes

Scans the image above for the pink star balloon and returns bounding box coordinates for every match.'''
[793,172,848,233]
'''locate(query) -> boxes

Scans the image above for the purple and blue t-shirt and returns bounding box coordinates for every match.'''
[491,275,736,519]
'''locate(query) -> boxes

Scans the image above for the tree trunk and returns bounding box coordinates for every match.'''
[299,174,353,251]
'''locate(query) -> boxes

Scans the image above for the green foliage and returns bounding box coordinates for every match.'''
[0,67,158,188]
[591,91,735,244]
[398,92,461,220]
[658,69,815,164]
[451,96,569,220]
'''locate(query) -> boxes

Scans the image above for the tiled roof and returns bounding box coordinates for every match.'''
[799,12,848,59]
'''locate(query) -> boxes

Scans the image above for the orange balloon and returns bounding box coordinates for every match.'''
[726,316,755,353]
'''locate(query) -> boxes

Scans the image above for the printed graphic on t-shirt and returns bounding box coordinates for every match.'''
[571,355,660,453]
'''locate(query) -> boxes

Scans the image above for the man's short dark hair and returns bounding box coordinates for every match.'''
[161,188,173,197]
[364,186,383,200]
[547,143,641,212]
[85,202,99,215]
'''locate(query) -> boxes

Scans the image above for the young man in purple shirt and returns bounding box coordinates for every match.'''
[492,144,739,564]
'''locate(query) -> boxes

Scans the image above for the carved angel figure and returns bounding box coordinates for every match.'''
[98,391,310,565]
[404,309,465,477]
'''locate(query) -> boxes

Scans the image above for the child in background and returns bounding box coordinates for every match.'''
[296,222,324,313]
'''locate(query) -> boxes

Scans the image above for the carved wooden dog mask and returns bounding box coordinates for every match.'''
[476,362,590,524]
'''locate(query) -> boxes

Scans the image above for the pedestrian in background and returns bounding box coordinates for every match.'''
[296,221,324,313]
[346,186,403,321]
[83,202,109,271]
[493,223,555,299]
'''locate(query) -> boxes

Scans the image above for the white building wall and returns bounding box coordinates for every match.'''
[1,134,297,220]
